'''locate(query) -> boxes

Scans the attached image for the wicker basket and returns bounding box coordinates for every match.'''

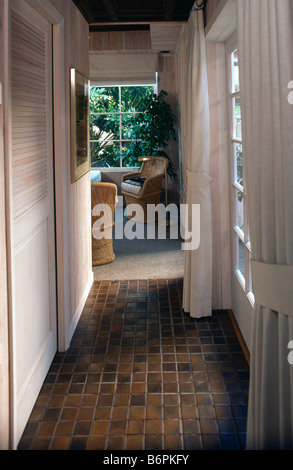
[121,157,168,223]
[91,182,117,266]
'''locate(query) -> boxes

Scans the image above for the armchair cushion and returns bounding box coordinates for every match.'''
[121,180,144,196]
[121,157,168,221]
[122,176,146,193]
[125,176,146,187]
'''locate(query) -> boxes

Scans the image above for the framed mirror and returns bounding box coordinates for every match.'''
[70,68,90,182]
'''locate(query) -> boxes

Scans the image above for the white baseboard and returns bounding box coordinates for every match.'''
[68,272,94,347]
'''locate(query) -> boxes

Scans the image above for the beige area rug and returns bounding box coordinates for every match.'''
[93,206,184,281]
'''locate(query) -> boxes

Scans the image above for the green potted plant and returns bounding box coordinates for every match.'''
[119,90,177,178]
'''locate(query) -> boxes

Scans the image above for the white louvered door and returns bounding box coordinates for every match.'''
[10,0,57,446]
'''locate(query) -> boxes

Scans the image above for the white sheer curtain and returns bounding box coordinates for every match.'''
[176,9,212,318]
[237,0,293,449]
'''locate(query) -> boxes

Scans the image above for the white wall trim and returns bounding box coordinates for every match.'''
[205,0,237,42]
[0,0,10,451]
[68,273,94,350]
[25,0,63,24]
[51,20,72,353]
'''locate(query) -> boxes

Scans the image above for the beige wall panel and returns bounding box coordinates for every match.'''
[49,0,92,335]
[89,29,151,51]
[206,0,222,24]
[150,23,184,53]
[0,0,9,450]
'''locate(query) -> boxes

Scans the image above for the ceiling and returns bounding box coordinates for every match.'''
[72,0,201,27]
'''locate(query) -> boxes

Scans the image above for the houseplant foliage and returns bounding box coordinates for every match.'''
[90,86,154,167]
[119,90,177,178]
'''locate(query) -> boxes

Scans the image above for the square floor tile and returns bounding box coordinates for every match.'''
[18,279,249,451]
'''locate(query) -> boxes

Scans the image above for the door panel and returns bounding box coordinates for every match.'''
[10,0,57,446]
[226,34,253,352]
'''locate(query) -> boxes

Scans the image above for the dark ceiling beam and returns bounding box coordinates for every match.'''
[164,0,175,20]
[74,0,196,23]
[102,0,118,21]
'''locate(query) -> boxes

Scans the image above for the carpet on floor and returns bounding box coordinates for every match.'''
[93,206,185,281]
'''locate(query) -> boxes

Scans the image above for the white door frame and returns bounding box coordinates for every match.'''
[0,0,10,451]
[3,0,70,449]
[225,31,253,350]
[19,0,71,350]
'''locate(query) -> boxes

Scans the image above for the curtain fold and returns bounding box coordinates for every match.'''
[237,0,293,449]
[176,10,212,318]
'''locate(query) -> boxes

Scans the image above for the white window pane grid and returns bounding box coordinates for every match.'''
[232,142,243,189]
[232,97,242,140]
[231,49,240,93]
[229,48,253,299]
[90,85,155,168]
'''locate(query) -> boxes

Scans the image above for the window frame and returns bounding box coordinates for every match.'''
[90,83,156,170]
[227,37,254,306]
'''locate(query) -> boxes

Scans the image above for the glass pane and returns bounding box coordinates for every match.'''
[91,142,120,168]
[121,114,135,139]
[233,97,242,139]
[90,86,119,113]
[90,114,120,140]
[236,190,244,232]
[248,251,254,294]
[231,49,239,93]
[121,86,154,112]
[233,143,243,187]
[237,238,246,278]
[120,141,139,167]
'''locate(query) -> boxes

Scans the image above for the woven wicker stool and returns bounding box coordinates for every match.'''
[121,156,168,223]
[91,182,117,266]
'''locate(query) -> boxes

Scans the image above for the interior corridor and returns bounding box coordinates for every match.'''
[18,278,249,451]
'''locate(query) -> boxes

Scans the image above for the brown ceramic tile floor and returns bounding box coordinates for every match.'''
[18,279,249,451]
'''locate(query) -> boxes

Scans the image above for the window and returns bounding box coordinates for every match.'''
[90,85,155,168]
[228,48,254,304]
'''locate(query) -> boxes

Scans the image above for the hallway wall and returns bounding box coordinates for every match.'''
[0,0,92,448]
[0,0,9,450]
[206,0,222,24]
[48,0,93,347]
[204,0,252,351]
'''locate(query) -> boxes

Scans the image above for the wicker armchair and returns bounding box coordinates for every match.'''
[91,182,117,266]
[121,157,168,223]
